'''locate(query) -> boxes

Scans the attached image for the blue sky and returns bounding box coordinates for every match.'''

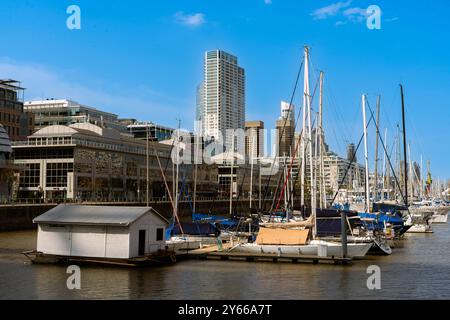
[0,0,449,179]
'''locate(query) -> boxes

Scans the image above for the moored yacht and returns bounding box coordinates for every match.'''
[230,227,373,259]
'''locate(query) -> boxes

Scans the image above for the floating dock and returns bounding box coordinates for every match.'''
[180,244,353,265]
[23,250,176,267]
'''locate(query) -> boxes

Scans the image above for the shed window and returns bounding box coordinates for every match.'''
[156,228,164,241]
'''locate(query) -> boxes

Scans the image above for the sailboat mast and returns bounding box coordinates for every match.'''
[408,144,413,201]
[362,94,370,213]
[249,136,255,210]
[300,46,309,210]
[307,70,316,238]
[420,155,423,199]
[382,128,387,200]
[314,112,320,209]
[290,157,294,210]
[283,157,288,216]
[427,160,431,197]
[259,161,262,210]
[400,85,408,206]
[395,125,400,200]
[229,136,235,216]
[172,161,175,206]
[175,120,181,218]
[374,96,380,202]
[288,146,294,211]
[146,124,149,207]
[193,133,199,213]
[318,71,325,209]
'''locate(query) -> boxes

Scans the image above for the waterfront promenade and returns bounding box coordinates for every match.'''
[0,198,279,231]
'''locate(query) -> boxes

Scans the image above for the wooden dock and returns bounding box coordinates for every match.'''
[182,245,353,265]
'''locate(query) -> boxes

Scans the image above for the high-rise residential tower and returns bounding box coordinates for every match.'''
[276,101,295,157]
[280,100,295,121]
[245,121,264,160]
[195,82,204,133]
[347,143,357,162]
[197,50,245,152]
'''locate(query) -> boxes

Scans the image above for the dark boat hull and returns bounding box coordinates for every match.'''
[22,250,176,267]
[368,239,392,255]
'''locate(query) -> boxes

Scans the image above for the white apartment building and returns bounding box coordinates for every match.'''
[197,50,245,152]
[322,153,366,194]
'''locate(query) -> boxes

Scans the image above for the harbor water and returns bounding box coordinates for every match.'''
[0,224,449,300]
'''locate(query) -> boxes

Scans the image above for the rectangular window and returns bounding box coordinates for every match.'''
[19,163,40,188]
[45,162,73,187]
[156,228,164,241]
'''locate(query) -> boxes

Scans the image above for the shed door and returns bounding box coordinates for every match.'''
[71,226,106,258]
[138,230,146,256]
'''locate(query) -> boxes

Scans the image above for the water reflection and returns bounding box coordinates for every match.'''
[0,225,449,299]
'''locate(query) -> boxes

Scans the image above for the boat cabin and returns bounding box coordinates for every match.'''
[33,205,169,259]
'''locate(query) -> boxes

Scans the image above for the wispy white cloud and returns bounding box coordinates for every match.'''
[0,58,189,124]
[311,1,380,25]
[174,11,206,27]
[335,20,347,27]
[386,17,399,22]
[310,0,352,20]
[343,7,369,23]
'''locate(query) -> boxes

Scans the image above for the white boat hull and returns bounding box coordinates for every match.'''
[319,236,392,256]
[430,213,448,224]
[230,240,373,259]
[406,224,433,233]
[166,236,221,252]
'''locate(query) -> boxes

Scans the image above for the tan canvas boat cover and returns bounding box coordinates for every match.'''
[256,227,310,245]
[259,215,314,229]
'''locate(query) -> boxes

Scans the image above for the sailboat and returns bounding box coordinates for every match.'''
[367,86,429,234]
[411,182,449,224]
[321,93,399,254]
[394,86,434,234]
[307,80,391,255]
[299,91,390,255]
[230,47,373,259]
[353,93,393,255]
[429,202,450,223]
[371,202,412,236]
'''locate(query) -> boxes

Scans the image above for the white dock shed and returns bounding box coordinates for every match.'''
[33,205,169,259]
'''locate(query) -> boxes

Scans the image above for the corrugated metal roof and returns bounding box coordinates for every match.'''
[33,204,168,226]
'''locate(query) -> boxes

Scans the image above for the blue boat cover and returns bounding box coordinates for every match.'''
[166,222,221,237]
[305,208,361,237]
[359,212,405,232]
